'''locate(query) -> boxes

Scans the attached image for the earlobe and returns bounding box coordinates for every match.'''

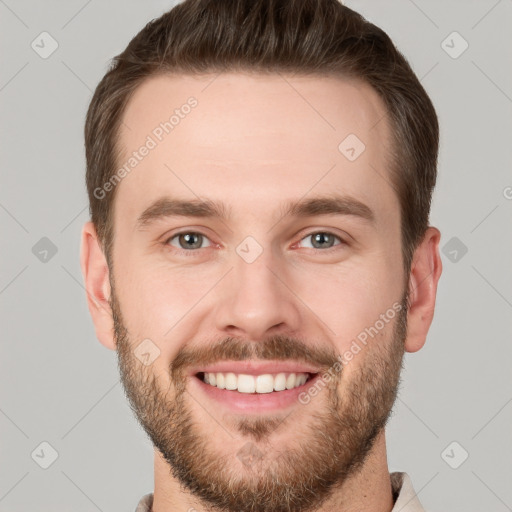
[404,227,443,353]
[80,221,116,350]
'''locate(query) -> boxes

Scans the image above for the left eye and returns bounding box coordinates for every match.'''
[298,232,343,250]
[167,232,212,250]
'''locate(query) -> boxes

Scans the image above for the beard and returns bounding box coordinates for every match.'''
[112,284,408,512]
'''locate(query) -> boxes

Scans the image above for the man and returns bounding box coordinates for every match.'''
[80,0,442,510]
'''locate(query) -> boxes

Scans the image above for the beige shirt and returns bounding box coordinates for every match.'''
[135,471,426,511]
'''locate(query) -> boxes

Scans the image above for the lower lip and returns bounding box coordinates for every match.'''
[190,373,320,414]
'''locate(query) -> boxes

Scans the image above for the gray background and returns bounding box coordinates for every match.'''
[1,0,511,511]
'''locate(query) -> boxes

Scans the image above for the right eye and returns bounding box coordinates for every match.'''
[165,231,213,251]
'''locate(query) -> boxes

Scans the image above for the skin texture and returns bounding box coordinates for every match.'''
[80,73,442,512]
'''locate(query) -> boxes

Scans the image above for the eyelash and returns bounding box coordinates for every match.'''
[162,230,347,256]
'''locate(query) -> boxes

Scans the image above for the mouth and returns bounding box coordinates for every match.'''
[189,364,322,414]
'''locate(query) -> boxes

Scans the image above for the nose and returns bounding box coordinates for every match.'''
[213,247,302,341]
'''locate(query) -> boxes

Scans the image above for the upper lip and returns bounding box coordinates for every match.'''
[190,361,321,376]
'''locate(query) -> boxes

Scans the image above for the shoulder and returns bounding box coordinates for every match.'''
[390,472,427,512]
[134,492,154,512]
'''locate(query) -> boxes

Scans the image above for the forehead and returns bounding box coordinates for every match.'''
[114,72,397,230]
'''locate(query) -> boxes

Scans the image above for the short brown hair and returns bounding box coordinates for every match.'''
[85,0,439,278]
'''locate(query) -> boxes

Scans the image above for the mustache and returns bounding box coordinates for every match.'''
[170,334,339,381]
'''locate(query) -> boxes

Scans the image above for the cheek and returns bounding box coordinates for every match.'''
[112,267,202,388]
[292,260,403,353]
[112,259,218,347]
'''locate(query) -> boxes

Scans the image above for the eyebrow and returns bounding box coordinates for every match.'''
[135,194,375,229]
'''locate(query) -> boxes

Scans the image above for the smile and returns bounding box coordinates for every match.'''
[192,370,321,414]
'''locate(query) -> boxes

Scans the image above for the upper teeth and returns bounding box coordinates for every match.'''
[203,372,309,393]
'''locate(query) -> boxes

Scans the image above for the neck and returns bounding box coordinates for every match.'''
[152,430,394,512]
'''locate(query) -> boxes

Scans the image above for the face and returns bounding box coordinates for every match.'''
[110,73,408,512]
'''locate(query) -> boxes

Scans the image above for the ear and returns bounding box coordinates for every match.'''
[80,221,115,350]
[404,226,443,353]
